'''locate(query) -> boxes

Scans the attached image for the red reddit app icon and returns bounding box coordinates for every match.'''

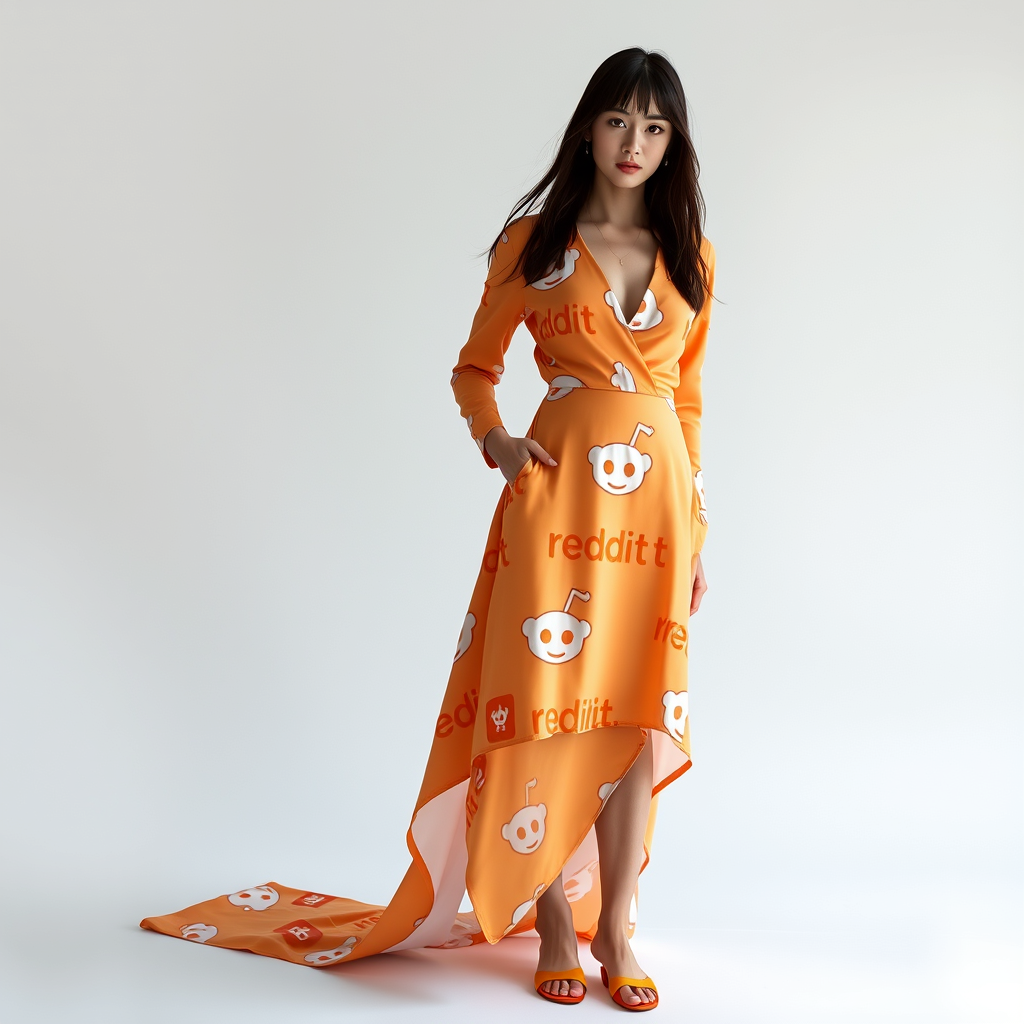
[485,694,515,743]
[274,920,323,947]
[293,892,335,908]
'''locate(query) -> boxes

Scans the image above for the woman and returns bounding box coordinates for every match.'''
[141,46,715,1014]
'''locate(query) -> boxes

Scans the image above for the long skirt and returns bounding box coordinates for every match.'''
[141,385,705,966]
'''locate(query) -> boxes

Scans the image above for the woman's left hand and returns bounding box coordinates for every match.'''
[690,553,707,615]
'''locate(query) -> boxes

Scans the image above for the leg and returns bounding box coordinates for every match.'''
[534,871,584,998]
[591,729,657,1007]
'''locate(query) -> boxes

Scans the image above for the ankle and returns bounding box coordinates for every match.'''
[594,919,630,943]
[592,923,632,959]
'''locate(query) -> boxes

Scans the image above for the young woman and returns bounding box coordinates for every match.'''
[142,46,715,1014]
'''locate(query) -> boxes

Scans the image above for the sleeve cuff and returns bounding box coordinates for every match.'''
[466,410,504,468]
[690,469,708,556]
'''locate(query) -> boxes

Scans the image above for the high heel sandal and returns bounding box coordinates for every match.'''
[534,967,587,1004]
[600,964,659,1011]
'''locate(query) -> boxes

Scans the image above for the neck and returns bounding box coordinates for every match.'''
[579,172,649,230]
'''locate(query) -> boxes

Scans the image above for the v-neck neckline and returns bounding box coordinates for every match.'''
[574,222,662,328]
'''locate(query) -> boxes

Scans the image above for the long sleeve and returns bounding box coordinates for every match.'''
[451,219,529,469]
[672,238,715,543]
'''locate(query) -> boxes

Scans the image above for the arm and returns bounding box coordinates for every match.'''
[673,238,716,553]
[450,220,529,469]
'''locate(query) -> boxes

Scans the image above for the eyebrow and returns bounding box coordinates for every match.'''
[609,106,669,122]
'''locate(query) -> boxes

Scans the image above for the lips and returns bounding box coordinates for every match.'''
[616,163,641,171]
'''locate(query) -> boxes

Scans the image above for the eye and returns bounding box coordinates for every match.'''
[540,628,552,643]
[648,124,665,133]
[624,463,635,477]
[603,460,614,474]
[531,819,540,833]
[561,629,574,644]
[517,826,527,840]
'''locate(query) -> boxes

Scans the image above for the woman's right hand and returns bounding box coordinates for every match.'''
[484,426,558,486]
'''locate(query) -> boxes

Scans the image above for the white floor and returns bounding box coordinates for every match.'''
[3,881,1019,1023]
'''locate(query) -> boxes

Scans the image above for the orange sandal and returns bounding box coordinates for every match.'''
[534,967,587,1004]
[600,964,659,1011]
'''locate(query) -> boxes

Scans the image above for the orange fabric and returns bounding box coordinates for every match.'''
[140,214,716,967]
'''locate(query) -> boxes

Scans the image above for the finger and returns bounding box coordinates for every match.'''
[526,439,557,466]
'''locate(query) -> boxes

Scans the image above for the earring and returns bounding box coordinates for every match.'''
[585,140,590,155]
[663,157,668,166]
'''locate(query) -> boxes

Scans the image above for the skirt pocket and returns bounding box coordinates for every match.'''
[508,454,536,496]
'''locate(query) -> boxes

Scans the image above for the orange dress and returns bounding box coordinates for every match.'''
[140,213,716,966]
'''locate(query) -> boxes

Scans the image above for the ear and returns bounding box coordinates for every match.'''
[662,691,673,708]
[538,804,547,822]
[522,618,535,636]
[642,454,652,471]
[588,445,602,466]
[501,823,511,841]
[580,621,592,639]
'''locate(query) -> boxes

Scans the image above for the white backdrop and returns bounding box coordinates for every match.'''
[0,2,1020,1021]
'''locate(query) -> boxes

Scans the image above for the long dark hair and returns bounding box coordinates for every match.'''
[483,47,712,314]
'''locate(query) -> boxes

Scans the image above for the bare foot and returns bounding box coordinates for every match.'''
[591,927,657,1007]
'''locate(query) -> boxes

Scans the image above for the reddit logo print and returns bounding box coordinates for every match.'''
[304,937,357,966]
[180,923,217,943]
[522,588,592,664]
[535,342,556,366]
[598,779,619,808]
[227,885,279,911]
[529,248,580,290]
[589,423,654,495]
[274,920,323,947]
[501,777,547,854]
[466,752,487,830]
[436,915,482,949]
[486,693,515,742]
[466,414,485,453]
[454,611,476,662]
[610,361,637,392]
[661,690,689,743]
[605,288,664,331]
[563,859,598,903]
[546,374,585,401]
[664,395,675,412]
[490,703,509,732]
[504,883,545,935]
[695,470,708,525]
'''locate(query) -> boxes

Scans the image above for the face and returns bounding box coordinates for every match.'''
[501,802,547,854]
[227,885,279,911]
[180,922,218,943]
[588,441,653,495]
[521,609,591,663]
[303,937,357,965]
[586,94,673,188]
